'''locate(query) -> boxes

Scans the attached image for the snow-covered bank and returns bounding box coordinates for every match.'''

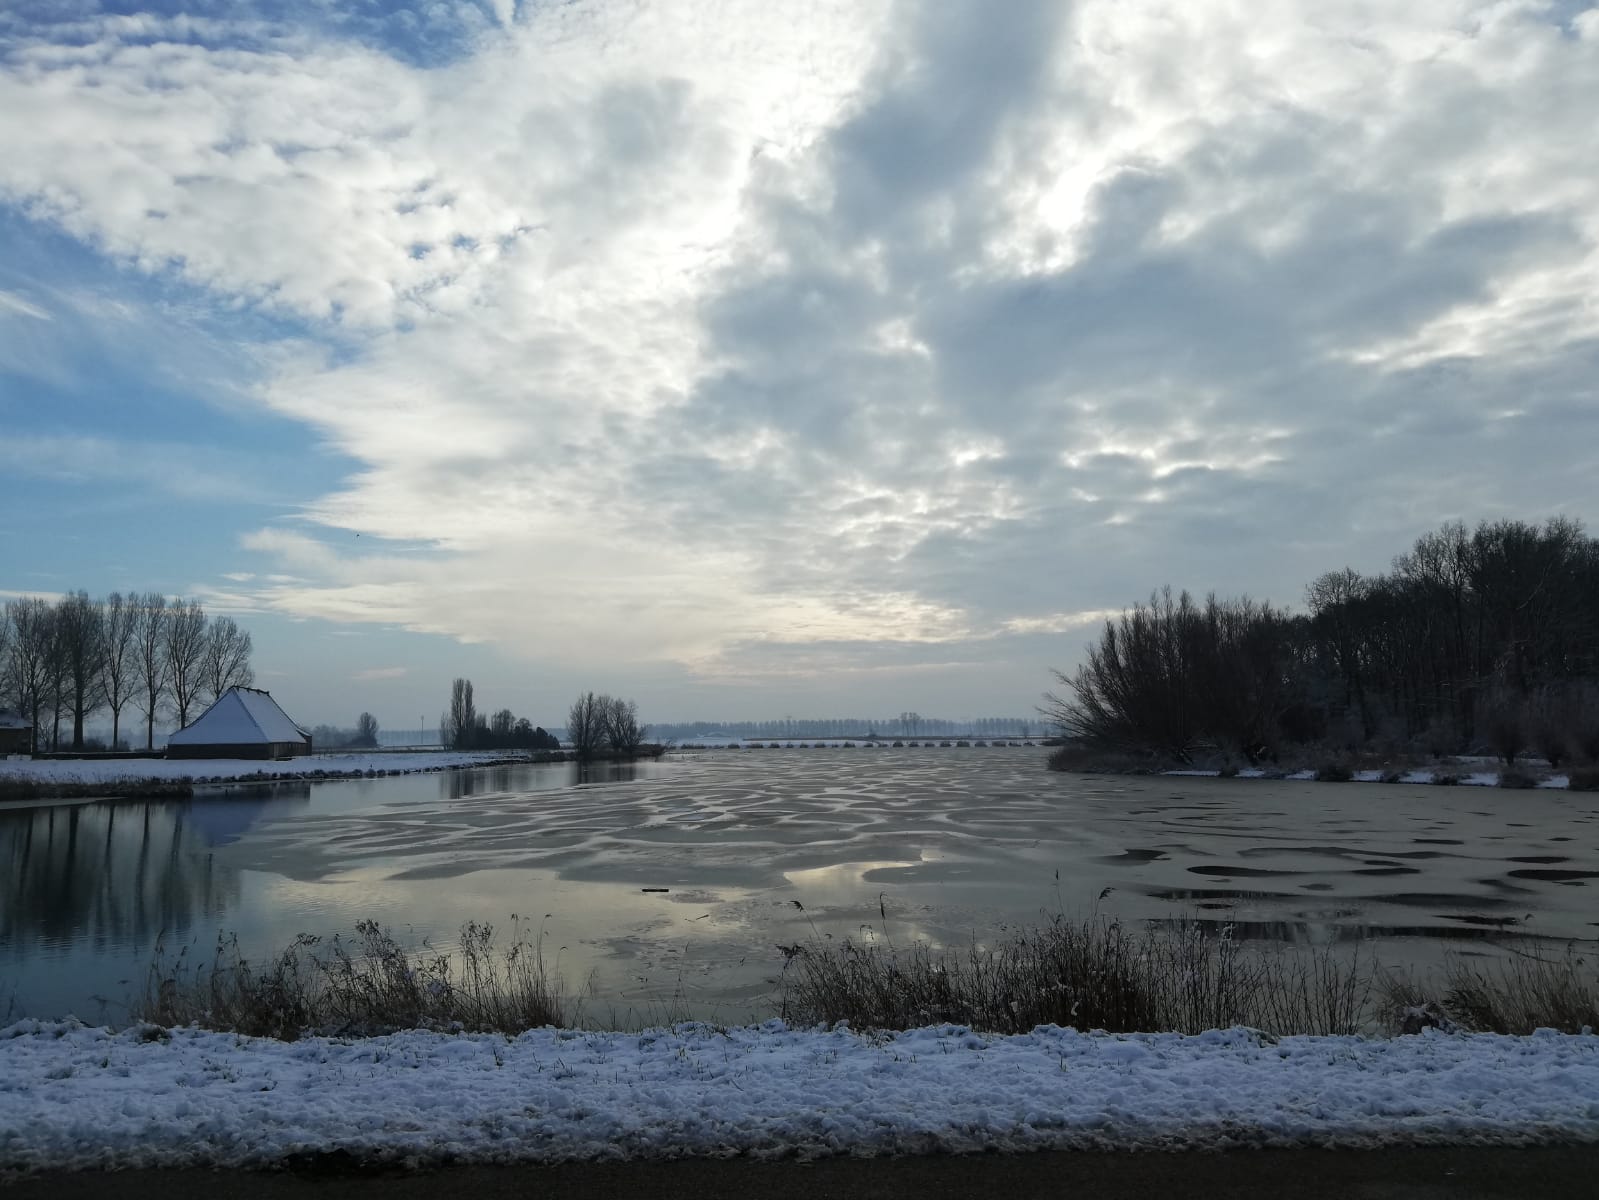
[0,751,532,788]
[2,1020,1596,1174]
[1165,766,1572,788]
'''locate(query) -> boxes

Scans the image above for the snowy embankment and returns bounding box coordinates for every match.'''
[0,751,526,787]
[1166,767,1571,788]
[2,1021,1596,1173]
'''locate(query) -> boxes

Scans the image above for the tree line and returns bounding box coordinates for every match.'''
[440,679,560,751]
[1,591,255,753]
[648,716,1037,740]
[311,712,381,750]
[1048,517,1599,766]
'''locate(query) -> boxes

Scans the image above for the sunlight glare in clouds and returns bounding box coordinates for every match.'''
[2,0,1597,713]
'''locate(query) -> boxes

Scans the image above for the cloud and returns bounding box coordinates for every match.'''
[353,666,408,682]
[0,288,49,320]
[3,1,1598,713]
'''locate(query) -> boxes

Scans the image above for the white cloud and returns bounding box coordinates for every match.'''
[4,1,1599,713]
[0,288,50,320]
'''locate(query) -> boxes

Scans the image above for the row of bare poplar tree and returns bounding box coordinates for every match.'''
[0,592,254,753]
[440,678,560,752]
[1048,518,1599,767]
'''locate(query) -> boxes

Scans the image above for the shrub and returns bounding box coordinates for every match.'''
[1218,764,1239,778]
[1315,762,1353,782]
[1482,696,1528,765]
[1498,769,1537,790]
[1433,772,1461,786]
[1567,768,1599,792]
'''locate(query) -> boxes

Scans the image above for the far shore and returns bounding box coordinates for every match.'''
[1057,755,1588,790]
[0,748,582,805]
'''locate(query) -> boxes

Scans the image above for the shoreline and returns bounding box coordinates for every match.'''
[0,750,612,805]
[1056,755,1590,791]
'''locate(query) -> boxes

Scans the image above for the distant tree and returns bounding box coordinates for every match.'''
[42,605,69,751]
[164,599,208,728]
[567,691,606,760]
[444,678,476,750]
[2,598,54,754]
[605,696,645,758]
[55,591,105,751]
[132,593,169,751]
[311,724,358,749]
[202,615,254,702]
[490,708,515,740]
[101,592,138,751]
[354,712,380,748]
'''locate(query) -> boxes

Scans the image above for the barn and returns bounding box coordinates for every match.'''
[165,687,313,760]
[0,709,32,755]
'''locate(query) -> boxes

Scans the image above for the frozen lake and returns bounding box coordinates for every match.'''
[3,748,1596,1026]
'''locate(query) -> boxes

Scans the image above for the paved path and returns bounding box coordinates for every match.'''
[8,1147,1596,1199]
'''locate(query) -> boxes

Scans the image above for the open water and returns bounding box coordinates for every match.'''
[3,748,1596,1025]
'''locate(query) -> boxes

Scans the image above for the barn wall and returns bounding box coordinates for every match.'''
[166,741,310,760]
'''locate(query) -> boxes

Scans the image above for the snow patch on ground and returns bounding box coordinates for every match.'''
[2,1021,1596,1173]
[0,751,523,786]
[1156,766,1571,789]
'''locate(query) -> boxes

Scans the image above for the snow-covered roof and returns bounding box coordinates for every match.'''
[0,710,31,730]
[166,687,309,746]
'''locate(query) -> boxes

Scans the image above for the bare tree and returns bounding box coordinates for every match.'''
[55,591,105,751]
[444,678,476,749]
[42,607,68,752]
[605,696,645,758]
[354,712,379,748]
[164,598,208,729]
[567,691,606,760]
[101,592,138,750]
[3,598,54,754]
[490,708,515,740]
[202,615,255,702]
[132,593,169,751]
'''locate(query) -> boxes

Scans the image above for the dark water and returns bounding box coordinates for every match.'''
[3,750,1596,1025]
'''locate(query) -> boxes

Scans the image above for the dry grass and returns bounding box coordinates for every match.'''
[140,919,570,1039]
[779,915,1371,1036]
[1381,946,1599,1034]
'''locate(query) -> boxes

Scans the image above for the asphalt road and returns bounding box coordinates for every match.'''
[7,1147,1597,1199]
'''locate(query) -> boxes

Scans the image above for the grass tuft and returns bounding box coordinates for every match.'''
[140,919,570,1039]
[779,916,1370,1037]
[1381,947,1599,1034]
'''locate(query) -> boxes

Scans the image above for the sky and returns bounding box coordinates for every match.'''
[1,0,1598,734]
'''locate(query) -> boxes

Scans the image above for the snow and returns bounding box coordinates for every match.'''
[1155,766,1572,789]
[1,1021,1595,1173]
[0,750,527,787]
[167,687,307,746]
